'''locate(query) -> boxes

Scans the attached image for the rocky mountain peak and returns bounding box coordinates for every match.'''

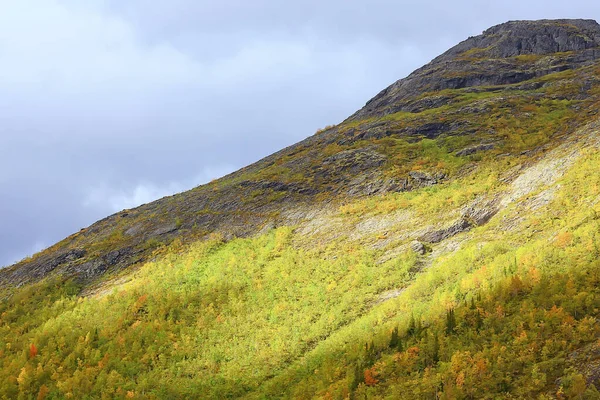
[351,19,600,120]
[446,19,600,59]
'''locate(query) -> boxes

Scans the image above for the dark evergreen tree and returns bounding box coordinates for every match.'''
[407,314,416,336]
[389,326,403,352]
[475,310,484,332]
[365,341,376,364]
[416,317,423,336]
[431,332,439,365]
[348,363,364,393]
[446,308,457,335]
[389,326,399,349]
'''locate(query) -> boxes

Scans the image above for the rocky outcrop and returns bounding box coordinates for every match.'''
[321,147,387,174]
[456,143,496,157]
[419,198,500,243]
[461,19,600,58]
[410,240,427,255]
[419,217,473,244]
[408,171,444,187]
[239,180,318,196]
[0,248,86,287]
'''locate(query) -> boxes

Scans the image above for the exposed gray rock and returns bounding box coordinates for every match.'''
[0,248,88,287]
[65,249,86,262]
[472,19,600,58]
[419,218,473,244]
[464,199,500,226]
[397,95,453,113]
[401,122,455,139]
[314,148,394,196]
[238,180,318,196]
[66,259,107,280]
[346,173,408,196]
[456,143,496,157]
[152,223,179,236]
[410,240,426,255]
[104,250,123,266]
[337,120,466,145]
[124,224,144,237]
[419,198,500,244]
[322,147,387,173]
[374,288,406,305]
[408,171,438,187]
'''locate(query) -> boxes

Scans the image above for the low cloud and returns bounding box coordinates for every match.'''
[83,165,235,213]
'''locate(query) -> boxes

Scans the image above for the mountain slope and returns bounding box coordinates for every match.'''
[3,19,600,290]
[3,19,600,399]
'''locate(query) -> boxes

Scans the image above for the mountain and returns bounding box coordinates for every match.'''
[3,19,600,399]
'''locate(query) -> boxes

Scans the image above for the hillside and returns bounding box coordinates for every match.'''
[3,19,600,399]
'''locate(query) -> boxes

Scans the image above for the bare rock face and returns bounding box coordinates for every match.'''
[448,19,600,59]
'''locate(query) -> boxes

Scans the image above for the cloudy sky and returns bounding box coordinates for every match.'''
[1,0,599,267]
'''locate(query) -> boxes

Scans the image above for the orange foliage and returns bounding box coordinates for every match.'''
[475,357,488,376]
[528,267,541,284]
[407,346,420,357]
[456,371,465,388]
[364,367,379,386]
[98,353,109,369]
[29,343,38,359]
[134,294,148,309]
[37,385,49,400]
[555,231,573,248]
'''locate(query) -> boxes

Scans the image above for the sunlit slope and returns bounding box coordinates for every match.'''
[5,18,600,400]
[3,118,600,398]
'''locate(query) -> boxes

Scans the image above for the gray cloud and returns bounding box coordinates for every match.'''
[1,0,599,266]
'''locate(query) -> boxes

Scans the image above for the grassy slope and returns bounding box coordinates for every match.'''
[3,117,600,399]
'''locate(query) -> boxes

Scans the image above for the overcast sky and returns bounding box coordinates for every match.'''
[1,0,599,267]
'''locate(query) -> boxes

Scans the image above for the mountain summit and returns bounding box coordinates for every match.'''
[455,19,600,57]
[352,19,600,120]
[3,19,600,398]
